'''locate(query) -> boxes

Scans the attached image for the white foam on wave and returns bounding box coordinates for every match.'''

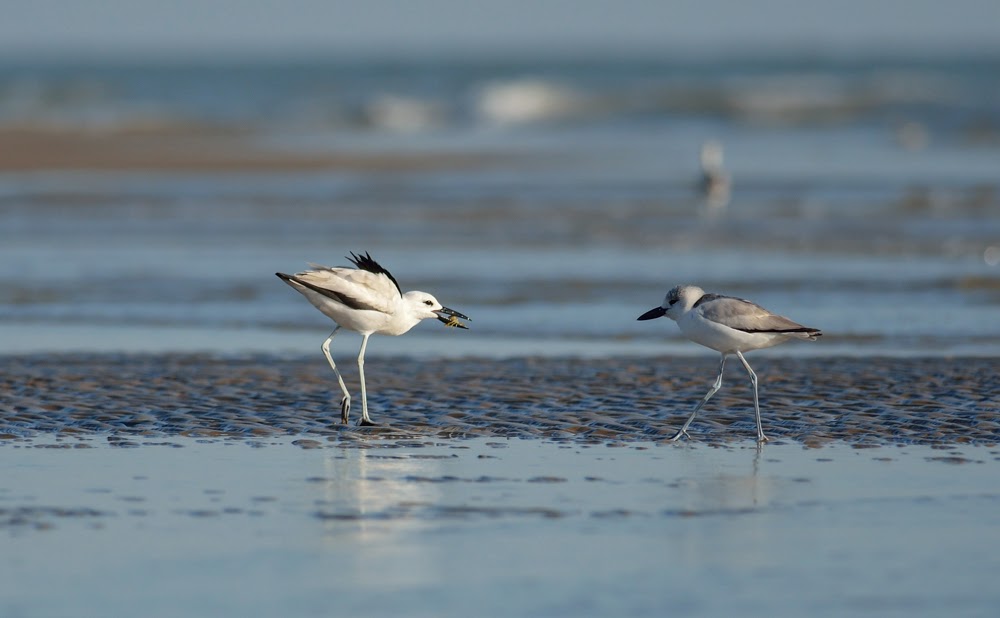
[365,94,447,133]
[474,78,591,126]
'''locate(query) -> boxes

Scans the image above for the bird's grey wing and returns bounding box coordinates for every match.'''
[290,266,396,313]
[697,296,814,334]
[307,262,402,301]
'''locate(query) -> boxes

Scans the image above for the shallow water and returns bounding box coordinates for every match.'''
[3,437,1000,617]
[1,55,999,358]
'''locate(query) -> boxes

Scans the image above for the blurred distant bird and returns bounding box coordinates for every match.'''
[638,285,821,442]
[277,252,469,425]
[698,139,731,214]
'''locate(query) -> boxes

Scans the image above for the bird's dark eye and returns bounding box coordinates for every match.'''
[669,299,677,306]
[424,300,433,306]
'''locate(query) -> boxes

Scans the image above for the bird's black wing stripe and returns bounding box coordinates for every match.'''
[347,251,402,296]
[737,327,822,335]
[277,273,380,312]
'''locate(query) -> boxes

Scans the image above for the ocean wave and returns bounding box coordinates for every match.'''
[0,59,994,135]
[473,78,601,125]
[364,94,448,132]
[0,76,205,133]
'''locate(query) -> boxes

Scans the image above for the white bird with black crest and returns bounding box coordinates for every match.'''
[638,285,821,442]
[277,252,469,426]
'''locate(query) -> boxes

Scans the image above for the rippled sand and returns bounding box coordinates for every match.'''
[2,354,997,446]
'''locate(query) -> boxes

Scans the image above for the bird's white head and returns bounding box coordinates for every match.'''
[637,285,705,322]
[403,291,470,329]
[700,140,725,172]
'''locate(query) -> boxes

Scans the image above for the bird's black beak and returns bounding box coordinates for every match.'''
[637,306,667,321]
[435,307,470,329]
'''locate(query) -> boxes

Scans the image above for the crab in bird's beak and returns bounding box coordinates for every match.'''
[435,307,470,329]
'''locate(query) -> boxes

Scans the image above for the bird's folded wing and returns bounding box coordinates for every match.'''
[294,266,399,313]
[699,297,811,333]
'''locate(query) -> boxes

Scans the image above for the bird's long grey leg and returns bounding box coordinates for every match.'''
[671,354,727,441]
[356,334,375,426]
[735,350,767,443]
[320,327,352,424]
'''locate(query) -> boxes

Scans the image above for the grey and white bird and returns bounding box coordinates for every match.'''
[277,252,469,426]
[638,285,821,442]
[698,139,731,215]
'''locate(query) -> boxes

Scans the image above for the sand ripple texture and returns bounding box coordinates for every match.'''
[1,355,997,447]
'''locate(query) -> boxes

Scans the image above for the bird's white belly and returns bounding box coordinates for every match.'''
[678,313,785,353]
[300,289,401,335]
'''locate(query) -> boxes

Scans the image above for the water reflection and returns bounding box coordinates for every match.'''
[316,448,445,536]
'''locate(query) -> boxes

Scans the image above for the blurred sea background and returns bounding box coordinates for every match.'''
[1,0,999,359]
[4,4,1000,618]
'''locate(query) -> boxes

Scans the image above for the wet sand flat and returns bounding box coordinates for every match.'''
[0,127,505,172]
[2,354,997,446]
